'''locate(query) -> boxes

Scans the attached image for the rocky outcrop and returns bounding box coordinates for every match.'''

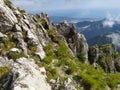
[88,44,118,73]
[38,13,55,29]
[114,58,120,72]
[64,78,76,90]
[1,57,51,90]
[0,0,18,24]
[12,58,51,90]
[58,20,89,63]
[88,45,100,65]
[0,0,17,33]
[0,0,51,89]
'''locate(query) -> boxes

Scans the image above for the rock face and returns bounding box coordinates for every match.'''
[88,44,119,73]
[10,57,51,90]
[64,78,76,90]
[58,21,89,63]
[115,58,120,72]
[0,0,50,89]
[0,0,17,33]
[1,57,51,90]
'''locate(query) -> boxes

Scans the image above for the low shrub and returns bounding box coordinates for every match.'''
[40,19,49,30]
[4,0,14,10]
[46,66,58,81]
[0,67,9,88]
[28,45,37,55]
[43,43,55,64]
[8,51,25,60]
[77,53,86,63]
[57,41,70,59]
[106,74,120,89]
[18,8,25,14]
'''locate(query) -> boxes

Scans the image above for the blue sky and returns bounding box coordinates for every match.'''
[10,0,120,18]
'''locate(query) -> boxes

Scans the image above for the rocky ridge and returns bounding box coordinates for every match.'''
[0,0,120,90]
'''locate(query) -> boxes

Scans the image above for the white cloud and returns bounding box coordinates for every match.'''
[103,12,115,28]
[103,20,115,28]
[107,33,120,47]
[103,12,120,27]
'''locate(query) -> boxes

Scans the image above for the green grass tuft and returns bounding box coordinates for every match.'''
[0,67,9,88]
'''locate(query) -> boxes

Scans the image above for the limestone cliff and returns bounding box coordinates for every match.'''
[58,21,88,64]
[0,0,120,90]
[88,44,120,73]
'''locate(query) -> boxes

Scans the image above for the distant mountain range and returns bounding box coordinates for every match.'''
[76,17,120,52]
[50,16,100,24]
[76,13,120,48]
[50,15,120,51]
[76,19,119,39]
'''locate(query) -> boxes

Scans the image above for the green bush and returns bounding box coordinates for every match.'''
[57,41,70,59]
[40,19,49,30]
[77,53,86,63]
[47,29,59,43]
[0,67,9,88]
[46,66,58,81]
[18,8,25,14]
[43,44,55,64]
[28,45,37,55]
[47,29,54,36]
[99,44,114,54]
[4,0,14,10]
[106,74,120,89]
[31,55,42,67]
[72,60,107,90]
[3,39,15,50]
[81,73,106,90]
[65,68,73,75]
[8,51,25,60]
[0,67,9,79]
[0,35,16,55]
[44,56,54,64]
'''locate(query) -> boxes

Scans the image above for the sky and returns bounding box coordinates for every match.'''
[10,0,120,18]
